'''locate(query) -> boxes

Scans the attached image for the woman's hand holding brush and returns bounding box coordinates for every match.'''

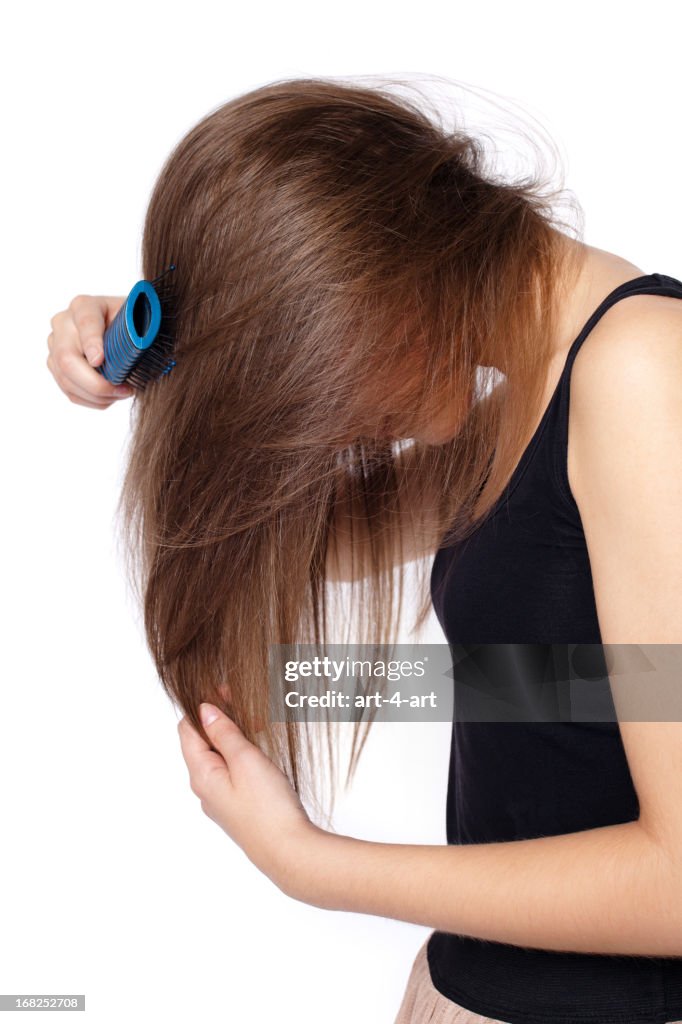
[46,294,134,408]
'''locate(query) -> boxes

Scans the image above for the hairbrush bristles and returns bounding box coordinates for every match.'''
[98,264,178,390]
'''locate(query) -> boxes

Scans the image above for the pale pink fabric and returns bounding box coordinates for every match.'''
[393,936,682,1024]
[393,938,510,1024]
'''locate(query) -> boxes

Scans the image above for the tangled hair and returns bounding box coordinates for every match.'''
[116,74,585,822]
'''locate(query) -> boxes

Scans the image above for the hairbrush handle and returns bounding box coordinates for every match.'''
[98,281,163,385]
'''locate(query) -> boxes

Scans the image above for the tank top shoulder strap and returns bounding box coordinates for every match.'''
[559,272,682,383]
[551,271,682,514]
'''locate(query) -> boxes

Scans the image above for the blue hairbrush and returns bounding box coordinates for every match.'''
[98,264,178,390]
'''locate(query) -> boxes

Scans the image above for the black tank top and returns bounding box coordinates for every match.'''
[427,272,682,1024]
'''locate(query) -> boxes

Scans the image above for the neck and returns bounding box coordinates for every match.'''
[549,234,646,361]
[488,234,645,414]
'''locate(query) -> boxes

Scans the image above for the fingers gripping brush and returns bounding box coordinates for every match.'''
[98,264,178,390]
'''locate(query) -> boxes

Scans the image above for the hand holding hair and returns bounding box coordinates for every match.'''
[177,704,322,894]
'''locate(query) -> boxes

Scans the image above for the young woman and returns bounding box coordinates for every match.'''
[46,77,682,1024]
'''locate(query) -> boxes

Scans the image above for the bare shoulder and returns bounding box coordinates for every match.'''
[568,291,682,507]
[565,287,682,643]
[570,291,682,411]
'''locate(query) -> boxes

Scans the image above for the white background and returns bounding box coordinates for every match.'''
[3,2,681,1022]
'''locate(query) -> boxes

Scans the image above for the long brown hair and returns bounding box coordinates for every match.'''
[116,75,585,821]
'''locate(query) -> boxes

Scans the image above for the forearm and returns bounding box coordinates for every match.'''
[290,820,682,956]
